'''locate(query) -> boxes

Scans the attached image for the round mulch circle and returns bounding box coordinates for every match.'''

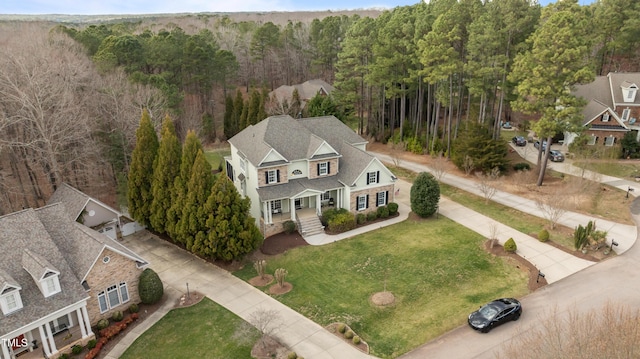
[371,291,396,306]
[249,274,274,287]
[268,282,293,295]
[175,290,204,308]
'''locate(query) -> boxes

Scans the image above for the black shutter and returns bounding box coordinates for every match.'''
[317,163,320,176]
[276,170,280,183]
[265,172,269,184]
[365,194,369,208]
[385,191,389,204]
[376,192,381,207]
[327,162,331,174]
[366,173,370,185]
[376,171,380,183]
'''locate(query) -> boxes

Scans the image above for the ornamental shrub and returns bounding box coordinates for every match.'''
[377,206,390,218]
[283,220,296,234]
[111,310,123,322]
[410,172,440,217]
[366,211,378,221]
[513,162,530,171]
[287,352,298,359]
[337,323,347,334]
[353,336,361,345]
[96,319,109,330]
[87,339,97,349]
[72,345,83,355]
[344,330,354,339]
[128,303,139,313]
[504,238,517,252]
[356,213,366,224]
[538,229,550,242]
[139,268,164,304]
[387,202,399,215]
[327,212,356,233]
[321,208,348,226]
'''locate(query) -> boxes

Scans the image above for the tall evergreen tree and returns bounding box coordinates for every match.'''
[195,175,263,260]
[127,109,158,226]
[176,150,214,250]
[166,130,202,239]
[247,88,261,125]
[149,115,181,233]
[232,89,244,133]
[223,93,235,139]
[239,97,249,130]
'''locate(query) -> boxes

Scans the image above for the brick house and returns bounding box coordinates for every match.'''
[567,72,640,146]
[0,202,147,359]
[226,115,396,238]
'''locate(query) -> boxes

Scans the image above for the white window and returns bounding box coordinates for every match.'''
[622,108,631,121]
[318,162,329,176]
[322,191,330,201]
[240,158,246,172]
[367,171,378,185]
[292,169,302,176]
[602,113,610,122]
[107,285,120,308]
[266,170,279,184]
[41,274,60,297]
[271,200,282,213]
[44,278,55,293]
[98,291,108,313]
[120,282,129,303]
[605,136,616,146]
[357,195,368,211]
[587,136,597,145]
[377,191,387,207]
[1,290,23,315]
[628,91,634,99]
[6,293,16,310]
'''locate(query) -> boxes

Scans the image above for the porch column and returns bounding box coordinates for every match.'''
[44,321,57,354]
[1,341,10,359]
[316,194,321,215]
[76,308,87,338]
[38,325,51,357]
[81,306,94,337]
[290,198,296,221]
[262,201,269,224]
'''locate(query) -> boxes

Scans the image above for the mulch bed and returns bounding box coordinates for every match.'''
[484,240,547,292]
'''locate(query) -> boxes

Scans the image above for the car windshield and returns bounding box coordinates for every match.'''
[478,304,499,319]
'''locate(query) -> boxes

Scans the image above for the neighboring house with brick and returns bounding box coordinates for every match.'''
[47,183,145,240]
[0,203,148,359]
[226,115,396,237]
[567,72,640,147]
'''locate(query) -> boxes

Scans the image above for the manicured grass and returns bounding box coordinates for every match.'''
[120,298,260,359]
[573,161,640,179]
[234,219,528,358]
[204,148,231,171]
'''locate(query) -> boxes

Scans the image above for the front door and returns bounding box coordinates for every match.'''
[295,198,302,210]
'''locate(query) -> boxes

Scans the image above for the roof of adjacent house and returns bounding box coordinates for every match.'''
[608,72,640,106]
[269,79,334,107]
[47,182,120,221]
[0,203,147,337]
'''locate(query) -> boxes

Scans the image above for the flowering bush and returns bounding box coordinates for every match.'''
[86,313,139,359]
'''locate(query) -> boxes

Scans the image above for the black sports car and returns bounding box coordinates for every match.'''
[468,298,522,333]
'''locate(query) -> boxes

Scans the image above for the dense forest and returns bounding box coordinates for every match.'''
[1,0,640,215]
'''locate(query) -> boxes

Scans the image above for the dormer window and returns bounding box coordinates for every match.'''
[40,272,61,297]
[621,82,638,103]
[318,162,330,176]
[266,169,280,184]
[602,113,610,122]
[0,287,23,315]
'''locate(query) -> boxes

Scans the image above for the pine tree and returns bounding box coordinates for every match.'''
[223,93,235,139]
[232,89,244,132]
[257,86,269,121]
[239,98,249,130]
[166,130,203,240]
[201,174,263,261]
[149,115,181,233]
[176,150,213,250]
[247,88,261,125]
[128,109,158,226]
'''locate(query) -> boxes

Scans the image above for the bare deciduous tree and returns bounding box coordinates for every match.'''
[248,308,283,351]
[431,152,447,181]
[488,222,499,249]
[462,155,474,176]
[476,168,500,203]
[535,192,567,230]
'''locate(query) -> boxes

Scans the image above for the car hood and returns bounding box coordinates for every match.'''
[468,311,490,327]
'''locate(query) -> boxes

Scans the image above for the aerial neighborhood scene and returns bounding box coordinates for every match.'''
[3,0,640,358]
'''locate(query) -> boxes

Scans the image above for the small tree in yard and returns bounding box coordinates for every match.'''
[431,152,447,180]
[248,308,283,352]
[275,268,288,288]
[535,192,567,230]
[410,172,440,218]
[488,222,499,249]
[254,260,267,279]
[476,167,500,204]
[139,268,164,304]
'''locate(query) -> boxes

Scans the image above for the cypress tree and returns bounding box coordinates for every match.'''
[176,150,213,250]
[166,130,203,240]
[239,97,249,130]
[127,109,158,226]
[223,93,235,139]
[247,88,261,125]
[150,115,181,233]
[232,89,244,133]
[202,174,263,261]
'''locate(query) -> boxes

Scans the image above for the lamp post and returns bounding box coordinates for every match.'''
[186,282,190,300]
[627,187,634,198]
[537,270,546,283]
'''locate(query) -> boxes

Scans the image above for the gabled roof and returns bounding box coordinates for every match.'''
[47,182,120,221]
[0,207,88,337]
[269,79,334,106]
[0,269,20,293]
[336,143,376,186]
[573,75,613,109]
[257,176,343,201]
[22,249,59,282]
[229,115,353,167]
[608,72,640,105]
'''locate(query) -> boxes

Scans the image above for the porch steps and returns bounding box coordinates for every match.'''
[297,216,324,237]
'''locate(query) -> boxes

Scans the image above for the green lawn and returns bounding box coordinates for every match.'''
[120,298,260,359]
[204,148,231,171]
[573,161,640,179]
[234,219,528,359]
